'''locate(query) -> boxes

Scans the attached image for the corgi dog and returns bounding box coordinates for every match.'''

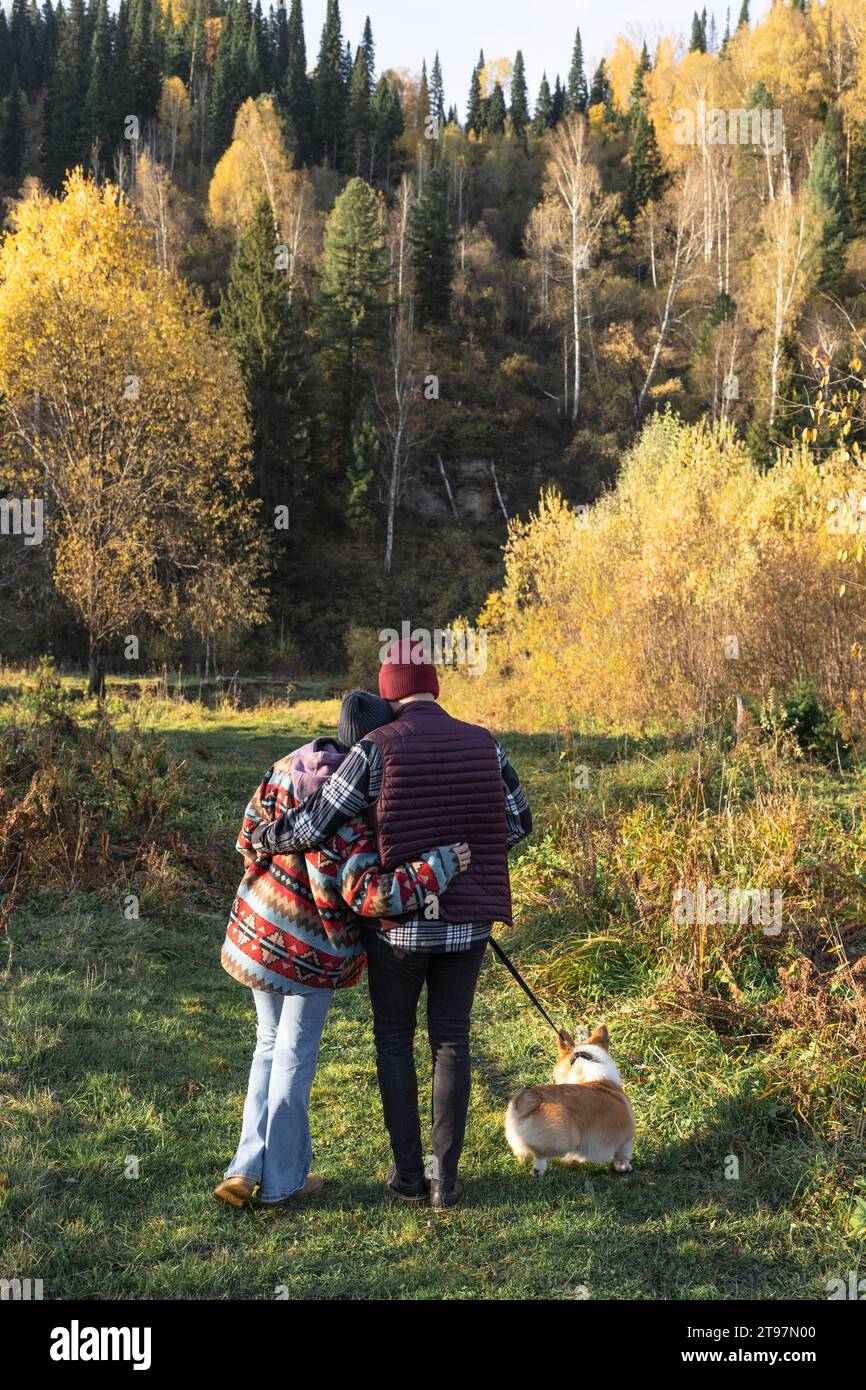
[504,1024,635,1177]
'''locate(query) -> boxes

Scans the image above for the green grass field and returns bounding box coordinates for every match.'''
[1,684,863,1300]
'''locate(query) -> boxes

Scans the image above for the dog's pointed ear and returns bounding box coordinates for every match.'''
[556,1029,574,1056]
[587,1023,609,1051]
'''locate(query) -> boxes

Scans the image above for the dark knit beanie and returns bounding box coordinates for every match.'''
[338,689,394,748]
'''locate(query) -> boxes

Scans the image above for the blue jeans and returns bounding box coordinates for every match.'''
[225,984,332,1202]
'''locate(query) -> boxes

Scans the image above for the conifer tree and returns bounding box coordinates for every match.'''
[551,74,565,124]
[0,14,12,99]
[565,27,587,114]
[410,161,453,326]
[0,67,27,179]
[360,14,374,77]
[737,0,750,26]
[129,0,163,125]
[848,122,866,232]
[418,56,430,135]
[629,42,650,113]
[624,104,665,219]
[315,176,388,462]
[533,72,553,134]
[210,1,242,157]
[222,194,315,532]
[689,10,707,52]
[807,126,846,291]
[370,73,402,183]
[346,397,379,530]
[281,0,312,164]
[430,51,445,129]
[313,0,344,167]
[9,0,37,93]
[346,41,371,173]
[44,0,88,186]
[271,0,289,76]
[466,50,483,136]
[510,49,529,141]
[485,79,505,135]
[81,0,113,167]
[588,59,609,110]
[245,0,266,96]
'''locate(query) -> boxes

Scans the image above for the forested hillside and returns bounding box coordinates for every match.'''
[3,0,866,686]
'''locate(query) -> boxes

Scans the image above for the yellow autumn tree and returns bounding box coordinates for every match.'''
[208,96,318,298]
[0,172,266,694]
[439,415,866,732]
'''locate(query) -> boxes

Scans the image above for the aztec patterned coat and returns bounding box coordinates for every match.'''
[221,738,459,993]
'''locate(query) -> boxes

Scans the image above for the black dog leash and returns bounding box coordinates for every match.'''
[488,936,564,1039]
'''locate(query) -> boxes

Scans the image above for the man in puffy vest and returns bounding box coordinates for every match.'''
[251,638,532,1210]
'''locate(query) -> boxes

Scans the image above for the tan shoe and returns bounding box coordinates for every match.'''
[296,1172,324,1198]
[258,1173,324,1209]
[213,1176,257,1209]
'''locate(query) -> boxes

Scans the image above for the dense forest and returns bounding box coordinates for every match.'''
[3,0,866,695]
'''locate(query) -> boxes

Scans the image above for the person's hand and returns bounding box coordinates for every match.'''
[450,841,471,874]
[249,822,271,855]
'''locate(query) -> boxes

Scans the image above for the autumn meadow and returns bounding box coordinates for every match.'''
[1,0,866,1307]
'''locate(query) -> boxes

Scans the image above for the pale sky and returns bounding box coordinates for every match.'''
[303,0,773,111]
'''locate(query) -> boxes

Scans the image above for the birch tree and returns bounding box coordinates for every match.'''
[637,167,703,419]
[542,114,614,421]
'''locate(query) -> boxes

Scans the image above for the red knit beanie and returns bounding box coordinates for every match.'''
[378,637,440,701]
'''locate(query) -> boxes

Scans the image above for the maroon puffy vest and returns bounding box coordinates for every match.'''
[366,701,512,926]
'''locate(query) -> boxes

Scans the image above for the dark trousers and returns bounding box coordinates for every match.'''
[362,927,486,1186]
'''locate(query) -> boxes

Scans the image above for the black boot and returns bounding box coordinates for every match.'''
[429,1178,464,1211]
[384,1163,429,1202]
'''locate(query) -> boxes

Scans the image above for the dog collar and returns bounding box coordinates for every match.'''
[570,1049,595,1063]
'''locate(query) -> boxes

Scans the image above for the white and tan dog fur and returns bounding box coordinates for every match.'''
[505,1025,635,1177]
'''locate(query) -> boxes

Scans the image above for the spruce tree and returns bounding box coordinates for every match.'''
[222,195,315,535]
[485,80,505,136]
[82,0,113,168]
[588,60,609,110]
[625,105,665,219]
[210,1,241,156]
[315,176,389,462]
[9,0,36,94]
[272,0,289,79]
[533,72,553,135]
[807,127,846,291]
[0,67,27,178]
[737,0,750,26]
[281,0,312,164]
[245,0,266,96]
[418,56,430,135]
[410,161,453,326]
[510,49,529,141]
[630,42,650,113]
[848,122,866,232]
[689,10,707,52]
[44,0,88,186]
[370,72,402,183]
[346,41,371,173]
[360,14,374,77]
[346,398,379,530]
[466,51,483,136]
[566,27,588,114]
[313,0,344,167]
[551,74,565,124]
[430,51,445,129]
[129,0,163,126]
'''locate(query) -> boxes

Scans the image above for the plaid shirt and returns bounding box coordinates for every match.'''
[253,737,532,953]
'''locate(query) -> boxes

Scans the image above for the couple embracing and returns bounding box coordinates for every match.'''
[214,638,531,1212]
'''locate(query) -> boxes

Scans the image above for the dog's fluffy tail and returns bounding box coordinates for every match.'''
[508,1087,543,1118]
